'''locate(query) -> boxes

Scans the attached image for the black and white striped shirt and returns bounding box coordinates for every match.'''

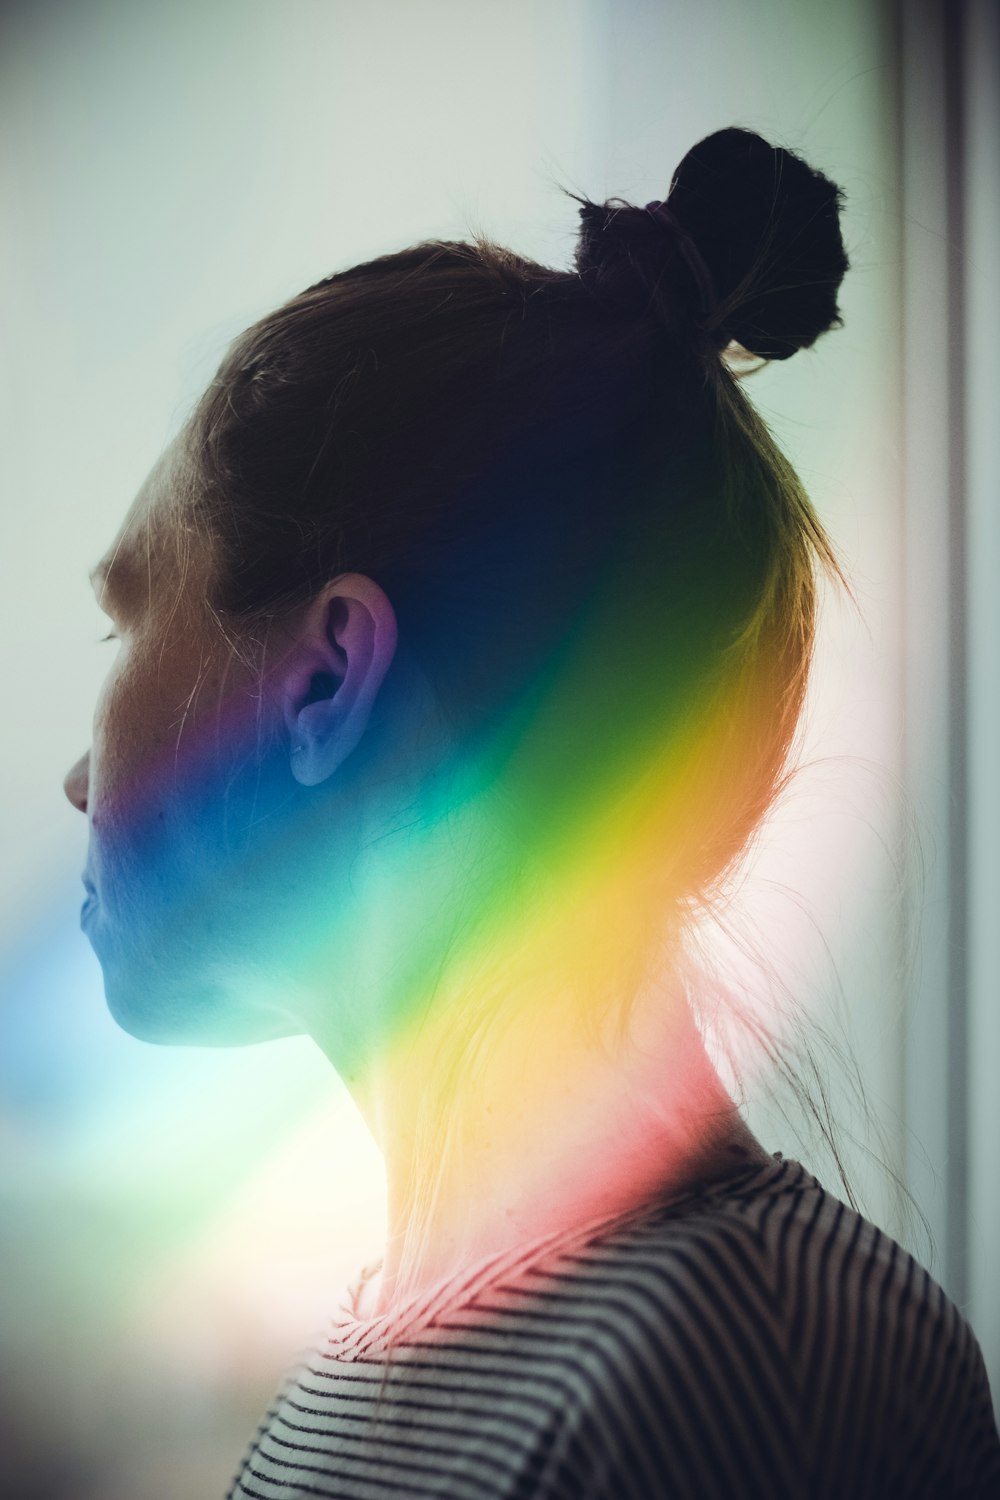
[227,1155,1000,1498]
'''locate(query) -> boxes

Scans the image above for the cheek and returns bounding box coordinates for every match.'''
[93,740,309,1046]
[90,655,145,804]
[89,649,175,860]
[87,638,292,940]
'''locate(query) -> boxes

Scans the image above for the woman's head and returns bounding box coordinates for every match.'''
[68,126,848,1078]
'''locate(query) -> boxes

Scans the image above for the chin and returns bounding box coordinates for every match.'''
[102,967,299,1047]
[87,906,298,1048]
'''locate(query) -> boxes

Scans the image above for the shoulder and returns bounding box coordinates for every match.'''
[518,1158,1000,1499]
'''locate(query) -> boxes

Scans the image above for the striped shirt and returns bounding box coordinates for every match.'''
[227,1155,1000,1498]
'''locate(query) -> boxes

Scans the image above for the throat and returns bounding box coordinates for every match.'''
[370,986,766,1314]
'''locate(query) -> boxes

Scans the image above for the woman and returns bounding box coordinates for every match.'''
[65,128,999,1497]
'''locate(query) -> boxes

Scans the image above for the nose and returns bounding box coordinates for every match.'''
[64,752,90,814]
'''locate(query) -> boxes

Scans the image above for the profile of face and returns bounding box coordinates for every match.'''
[63,316,803,1138]
[64,431,402,1063]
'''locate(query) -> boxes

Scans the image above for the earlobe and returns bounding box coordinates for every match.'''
[282,574,397,787]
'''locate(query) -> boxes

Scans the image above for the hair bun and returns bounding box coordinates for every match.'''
[575,127,849,361]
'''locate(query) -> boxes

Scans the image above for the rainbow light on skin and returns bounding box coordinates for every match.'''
[349,632,769,1303]
[36,543,818,1341]
[77,472,790,1327]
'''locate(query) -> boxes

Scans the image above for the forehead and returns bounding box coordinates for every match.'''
[91,434,205,616]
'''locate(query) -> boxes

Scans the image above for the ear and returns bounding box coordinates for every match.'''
[280,573,398,787]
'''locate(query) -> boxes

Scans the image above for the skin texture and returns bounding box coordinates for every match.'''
[66,430,770,1311]
[66,439,300,1046]
[65,434,404,1055]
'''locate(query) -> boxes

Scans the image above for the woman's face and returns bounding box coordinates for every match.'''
[64,435,327,1047]
[66,426,429,1076]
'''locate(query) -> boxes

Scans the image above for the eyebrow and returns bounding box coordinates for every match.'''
[89,560,112,598]
[89,556,132,612]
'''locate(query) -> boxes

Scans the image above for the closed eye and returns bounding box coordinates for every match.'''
[99,631,119,644]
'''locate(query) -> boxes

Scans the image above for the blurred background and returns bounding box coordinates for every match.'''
[1,0,996,1494]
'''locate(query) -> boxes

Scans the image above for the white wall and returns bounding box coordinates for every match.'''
[960,0,1000,1400]
[893,0,1000,1404]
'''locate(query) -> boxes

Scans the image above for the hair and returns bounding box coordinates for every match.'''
[187,127,875,1298]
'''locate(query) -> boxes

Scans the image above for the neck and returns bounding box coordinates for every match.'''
[297,775,769,1316]
[361,974,767,1315]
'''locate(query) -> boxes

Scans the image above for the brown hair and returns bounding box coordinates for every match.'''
[191,128,850,928]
